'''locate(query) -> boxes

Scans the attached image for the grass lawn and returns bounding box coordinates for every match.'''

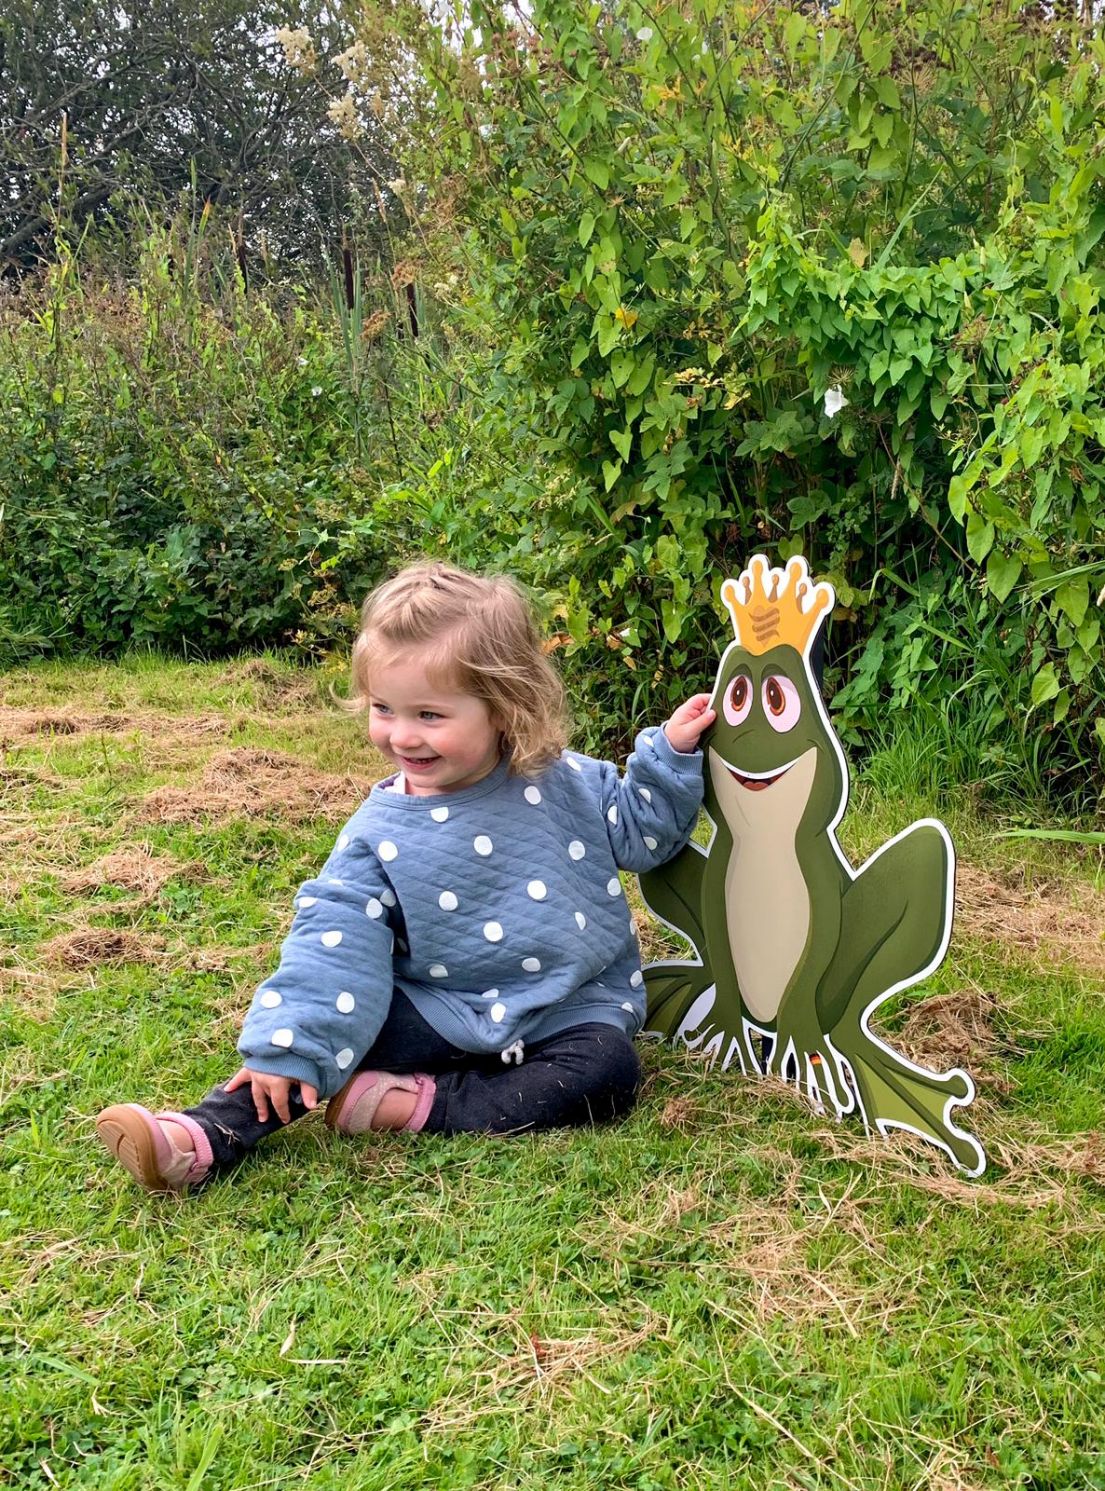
[2,654,1104,1490]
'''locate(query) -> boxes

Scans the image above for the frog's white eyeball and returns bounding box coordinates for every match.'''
[763,674,802,732]
[723,672,754,727]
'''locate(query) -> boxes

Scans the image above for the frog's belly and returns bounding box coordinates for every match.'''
[725,837,810,1023]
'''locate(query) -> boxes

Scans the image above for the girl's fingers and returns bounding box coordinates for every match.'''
[224,1068,249,1092]
[300,1085,319,1111]
[252,1083,270,1123]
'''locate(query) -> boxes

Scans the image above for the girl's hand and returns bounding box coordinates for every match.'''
[224,1067,318,1125]
[663,694,716,755]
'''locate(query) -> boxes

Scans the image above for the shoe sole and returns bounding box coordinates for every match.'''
[95,1105,173,1192]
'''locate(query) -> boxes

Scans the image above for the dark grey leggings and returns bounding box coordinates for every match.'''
[185,991,641,1170]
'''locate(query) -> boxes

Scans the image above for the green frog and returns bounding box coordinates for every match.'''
[641,556,985,1175]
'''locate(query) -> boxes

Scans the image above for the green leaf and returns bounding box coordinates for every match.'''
[602,458,622,492]
[583,157,610,190]
[578,212,596,248]
[1030,662,1060,709]
[1055,578,1090,628]
[986,550,1022,602]
[966,512,995,565]
[660,598,687,644]
[947,474,971,523]
[609,427,632,462]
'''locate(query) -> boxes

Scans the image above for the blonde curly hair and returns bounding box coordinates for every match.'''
[350,562,570,778]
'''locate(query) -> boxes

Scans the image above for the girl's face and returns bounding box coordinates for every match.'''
[367,647,503,796]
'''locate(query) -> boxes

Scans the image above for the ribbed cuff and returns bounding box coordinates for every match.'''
[158,1110,214,1177]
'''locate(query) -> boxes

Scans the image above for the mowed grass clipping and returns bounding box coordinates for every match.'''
[2,654,1104,1491]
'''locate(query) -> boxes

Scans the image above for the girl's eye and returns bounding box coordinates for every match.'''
[722,673,753,726]
[371,703,391,715]
[419,712,441,722]
[762,674,801,732]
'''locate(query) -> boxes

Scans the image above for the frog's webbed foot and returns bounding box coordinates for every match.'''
[644,971,763,1075]
[829,1021,985,1176]
[643,965,712,1041]
[763,1013,857,1120]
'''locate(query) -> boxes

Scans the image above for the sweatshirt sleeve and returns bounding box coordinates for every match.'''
[597,726,704,872]
[236,826,396,1098]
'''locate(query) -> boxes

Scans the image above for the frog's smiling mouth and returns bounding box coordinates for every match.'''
[723,754,802,792]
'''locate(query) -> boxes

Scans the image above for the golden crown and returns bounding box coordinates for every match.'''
[719,555,835,658]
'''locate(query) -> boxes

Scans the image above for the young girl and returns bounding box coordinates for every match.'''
[95,562,715,1191]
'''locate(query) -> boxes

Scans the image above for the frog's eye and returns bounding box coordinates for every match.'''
[763,674,801,732]
[722,672,753,726]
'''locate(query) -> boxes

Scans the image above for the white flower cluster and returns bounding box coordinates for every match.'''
[274,25,316,74]
[335,40,370,86]
[327,90,363,141]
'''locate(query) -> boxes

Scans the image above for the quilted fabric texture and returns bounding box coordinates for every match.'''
[237,728,703,1097]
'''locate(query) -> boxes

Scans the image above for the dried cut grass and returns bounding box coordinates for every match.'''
[42,927,164,968]
[421,1309,667,1431]
[957,862,1105,976]
[894,987,1020,1092]
[219,658,320,710]
[60,846,187,898]
[0,707,226,743]
[140,748,372,826]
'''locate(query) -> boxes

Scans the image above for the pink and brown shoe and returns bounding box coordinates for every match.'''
[95,1104,213,1192]
[325,1071,435,1135]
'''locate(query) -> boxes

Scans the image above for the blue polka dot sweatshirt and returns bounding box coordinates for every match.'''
[237,727,704,1097]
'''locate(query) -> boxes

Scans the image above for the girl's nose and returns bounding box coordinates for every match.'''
[390,719,421,750]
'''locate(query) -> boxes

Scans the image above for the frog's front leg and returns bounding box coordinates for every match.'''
[813,821,984,1174]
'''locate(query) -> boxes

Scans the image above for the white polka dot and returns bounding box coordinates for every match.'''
[631,970,644,987]
[336,1047,354,1070]
[621,1002,635,1013]
[473,835,493,856]
[565,755,582,771]
[481,987,499,999]
[431,806,449,822]
[522,957,541,972]
[271,1028,294,1048]
[259,989,282,1008]
[365,897,384,919]
[606,877,622,897]
[438,890,458,911]
[638,787,652,804]
[380,889,396,907]
[378,840,398,862]
[524,785,542,805]
[574,911,587,930]
[483,921,504,942]
[642,734,655,749]
[321,930,343,947]
[297,895,317,909]
[429,964,448,978]
[527,881,547,901]
[644,836,658,851]
[336,992,356,1013]
[336,833,350,851]
[326,878,344,887]
[490,1002,506,1023]
[568,840,586,860]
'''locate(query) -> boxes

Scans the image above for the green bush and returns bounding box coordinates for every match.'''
[370,0,1105,807]
[0,220,407,657]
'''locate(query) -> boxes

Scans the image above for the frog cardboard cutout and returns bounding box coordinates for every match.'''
[640,555,986,1176]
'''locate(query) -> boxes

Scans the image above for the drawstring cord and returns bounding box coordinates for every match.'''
[500,1039,525,1066]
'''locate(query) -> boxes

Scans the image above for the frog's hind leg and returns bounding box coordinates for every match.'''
[828,1026,984,1176]
[820,821,985,1175]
